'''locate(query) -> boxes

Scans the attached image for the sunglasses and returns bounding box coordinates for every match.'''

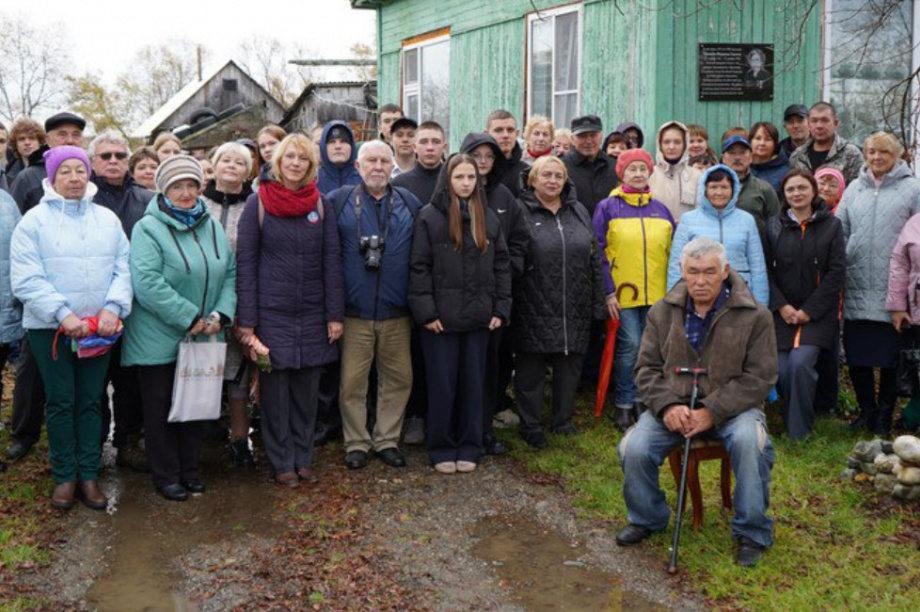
[99,151,128,161]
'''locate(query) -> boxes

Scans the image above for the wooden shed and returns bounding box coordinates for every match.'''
[133,59,286,142]
[282,81,378,141]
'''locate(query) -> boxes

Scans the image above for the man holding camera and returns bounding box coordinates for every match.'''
[326,141,423,470]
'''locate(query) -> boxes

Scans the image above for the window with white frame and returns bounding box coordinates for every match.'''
[823,0,916,143]
[527,4,582,128]
[402,33,450,135]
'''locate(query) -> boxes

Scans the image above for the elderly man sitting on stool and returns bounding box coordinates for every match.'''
[615,237,777,567]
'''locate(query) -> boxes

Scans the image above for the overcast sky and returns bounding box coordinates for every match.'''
[12,0,376,79]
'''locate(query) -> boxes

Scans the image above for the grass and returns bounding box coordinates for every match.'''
[500,391,920,611]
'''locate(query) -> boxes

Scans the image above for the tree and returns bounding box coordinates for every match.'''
[116,40,211,129]
[350,43,378,82]
[236,36,314,107]
[0,12,70,122]
[67,73,131,136]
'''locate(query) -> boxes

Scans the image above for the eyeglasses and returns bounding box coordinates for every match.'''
[99,151,128,161]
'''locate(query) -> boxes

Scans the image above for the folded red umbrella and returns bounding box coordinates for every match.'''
[595,282,638,418]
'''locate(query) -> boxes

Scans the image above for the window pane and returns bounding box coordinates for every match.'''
[530,17,553,119]
[554,93,578,129]
[404,48,419,84]
[406,94,419,122]
[826,0,912,141]
[421,40,450,134]
[554,11,579,93]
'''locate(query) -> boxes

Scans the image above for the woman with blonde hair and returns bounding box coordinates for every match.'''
[839,131,920,435]
[201,142,256,467]
[153,132,183,162]
[522,116,555,163]
[236,134,345,486]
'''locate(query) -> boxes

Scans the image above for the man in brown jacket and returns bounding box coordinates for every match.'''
[615,237,777,567]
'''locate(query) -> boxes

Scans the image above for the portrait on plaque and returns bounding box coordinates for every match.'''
[699,43,774,101]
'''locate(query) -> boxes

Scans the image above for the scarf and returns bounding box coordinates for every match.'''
[527,148,552,160]
[260,177,320,217]
[165,196,206,227]
[609,184,652,207]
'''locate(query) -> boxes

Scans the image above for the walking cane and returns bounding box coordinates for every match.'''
[668,366,708,575]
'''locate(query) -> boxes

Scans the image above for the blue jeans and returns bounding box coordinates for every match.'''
[614,306,649,408]
[617,409,775,547]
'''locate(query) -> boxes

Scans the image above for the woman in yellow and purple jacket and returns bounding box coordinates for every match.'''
[592,149,676,431]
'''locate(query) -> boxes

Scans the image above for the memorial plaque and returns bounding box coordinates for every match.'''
[699,44,774,101]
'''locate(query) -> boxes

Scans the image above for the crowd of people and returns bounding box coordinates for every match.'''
[1,97,919,568]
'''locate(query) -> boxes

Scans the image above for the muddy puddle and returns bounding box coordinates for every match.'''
[473,515,666,612]
[85,441,283,612]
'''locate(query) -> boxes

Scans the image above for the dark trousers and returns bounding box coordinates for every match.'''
[813,325,841,415]
[10,335,46,447]
[482,327,509,439]
[316,360,343,431]
[138,363,202,488]
[849,366,898,413]
[405,325,427,420]
[515,351,584,433]
[260,366,321,475]
[100,342,144,447]
[421,328,490,464]
[580,320,605,384]
[29,330,111,483]
[777,345,821,441]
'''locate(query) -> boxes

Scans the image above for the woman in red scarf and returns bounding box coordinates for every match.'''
[522,116,555,164]
[235,134,345,487]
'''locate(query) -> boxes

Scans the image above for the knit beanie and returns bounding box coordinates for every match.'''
[44,146,91,184]
[154,154,205,193]
[814,167,846,201]
[616,149,654,179]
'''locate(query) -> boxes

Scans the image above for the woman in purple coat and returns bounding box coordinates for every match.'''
[236,134,345,487]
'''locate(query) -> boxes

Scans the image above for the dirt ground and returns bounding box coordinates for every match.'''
[7,436,708,612]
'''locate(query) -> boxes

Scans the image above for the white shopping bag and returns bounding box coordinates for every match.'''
[169,335,227,423]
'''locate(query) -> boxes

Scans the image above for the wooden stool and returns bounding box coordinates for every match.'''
[667,439,733,531]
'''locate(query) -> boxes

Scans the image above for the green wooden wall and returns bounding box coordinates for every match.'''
[374,0,823,150]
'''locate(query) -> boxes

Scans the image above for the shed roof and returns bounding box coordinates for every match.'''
[281,81,372,125]
[133,59,283,139]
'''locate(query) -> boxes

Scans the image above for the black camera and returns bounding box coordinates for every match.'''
[360,235,385,271]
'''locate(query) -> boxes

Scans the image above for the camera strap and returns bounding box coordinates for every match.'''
[355,186,393,245]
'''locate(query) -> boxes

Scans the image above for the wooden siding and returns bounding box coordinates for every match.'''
[161,63,285,131]
[374,0,823,150]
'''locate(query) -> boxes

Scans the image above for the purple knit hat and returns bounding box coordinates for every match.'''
[43,146,91,183]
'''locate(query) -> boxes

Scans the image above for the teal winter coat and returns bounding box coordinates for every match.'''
[122,196,237,366]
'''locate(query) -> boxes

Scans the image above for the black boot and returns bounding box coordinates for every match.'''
[228,438,256,468]
[613,407,635,432]
[848,405,878,432]
[873,401,894,437]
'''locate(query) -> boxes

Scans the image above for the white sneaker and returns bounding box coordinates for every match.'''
[456,461,477,473]
[434,461,457,474]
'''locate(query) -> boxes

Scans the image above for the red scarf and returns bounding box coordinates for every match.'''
[528,148,552,160]
[260,178,320,217]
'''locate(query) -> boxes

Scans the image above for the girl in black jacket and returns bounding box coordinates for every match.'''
[408,154,512,474]
[765,168,845,440]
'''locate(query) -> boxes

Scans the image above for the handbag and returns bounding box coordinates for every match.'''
[169,334,227,422]
[895,344,920,398]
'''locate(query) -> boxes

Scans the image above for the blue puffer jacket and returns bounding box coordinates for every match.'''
[318,121,362,196]
[751,152,790,195]
[667,165,769,305]
[11,180,132,330]
[326,183,422,321]
[0,190,23,344]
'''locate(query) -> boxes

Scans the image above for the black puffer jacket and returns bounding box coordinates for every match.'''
[91,173,153,240]
[513,183,606,354]
[408,161,512,333]
[765,201,845,351]
[458,132,529,278]
[10,145,48,213]
[499,142,528,198]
